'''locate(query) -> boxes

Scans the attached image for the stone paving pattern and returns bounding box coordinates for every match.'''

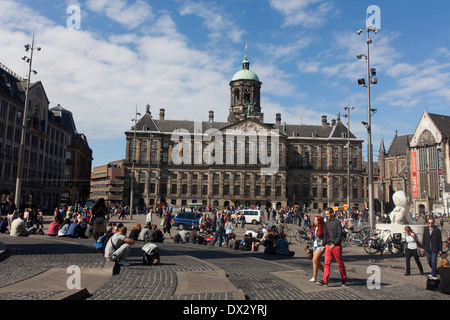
[0,213,449,302]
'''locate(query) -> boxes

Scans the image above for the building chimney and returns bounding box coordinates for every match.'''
[331,119,336,126]
[322,115,328,126]
[276,113,281,125]
[159,108,165,120]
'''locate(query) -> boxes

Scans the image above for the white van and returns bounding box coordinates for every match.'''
[238,209,263,225]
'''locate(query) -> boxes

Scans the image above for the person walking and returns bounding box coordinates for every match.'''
[224,216,234,246]
[403,226,424,276]
[309,215,325,282]
[211,211,225,247]
[162,211,173,239]
[317,207,347,287]
[422,217,443,279]
[146,207,153,225]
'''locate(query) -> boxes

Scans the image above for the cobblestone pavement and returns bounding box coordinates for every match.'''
[0,213,449,305]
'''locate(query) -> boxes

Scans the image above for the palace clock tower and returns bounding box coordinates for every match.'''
[228,46,263,124]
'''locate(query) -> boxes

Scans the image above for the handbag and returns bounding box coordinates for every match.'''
[305,241,313,259]
[418,248,425,257]
[426,277,440,291]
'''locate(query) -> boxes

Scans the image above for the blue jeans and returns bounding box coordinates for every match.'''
[211,230,223,247]
[426,251,439,277]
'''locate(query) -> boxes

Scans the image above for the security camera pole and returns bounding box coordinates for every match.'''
[357,26,378,230]
[15,34,40,209]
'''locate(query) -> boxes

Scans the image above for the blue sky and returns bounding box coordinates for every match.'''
[1,0,450,168]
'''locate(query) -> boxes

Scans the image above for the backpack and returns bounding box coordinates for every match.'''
[173,234,181,243]
[94,233,112,253]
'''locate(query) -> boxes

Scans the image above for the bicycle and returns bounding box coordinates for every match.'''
[346,227,371,247]
[294,226,310,243]
[272,223,294,244]
[363,229,405,255]
[340,225,352,247]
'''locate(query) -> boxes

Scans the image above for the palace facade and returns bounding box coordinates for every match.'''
[123,54,365,211]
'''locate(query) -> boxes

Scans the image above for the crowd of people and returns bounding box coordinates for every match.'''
[1,195,449,296]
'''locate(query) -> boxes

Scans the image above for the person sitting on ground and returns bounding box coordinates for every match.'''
[66,218,81,238]
[241,233,257,251]
[0,217,9,234]
[147,224,165,243]
[179,226,190,243]
[84,220,94,238]
[78,219,88,238]
[47,216,62,236]
[104,226,135,266]
[438,256,450,295]
[128,224,142,240]
[189,226,204,244]
[10,212,31,237]
[138,223,150,241]
[275,233,295,256]
[263,233,276,255]
[106,222,116,233]
[58,218,71,237]
[227,233,239,249]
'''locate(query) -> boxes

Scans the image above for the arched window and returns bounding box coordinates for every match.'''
[234,89,240,105]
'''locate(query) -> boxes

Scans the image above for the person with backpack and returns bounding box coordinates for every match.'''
[104,226,135,266]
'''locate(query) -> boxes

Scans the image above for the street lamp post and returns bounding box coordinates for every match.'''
[130,106,141,219]
[15,34,41,209]
[357,26,378,230]
[145,104,153,211]
[343,103,354,215]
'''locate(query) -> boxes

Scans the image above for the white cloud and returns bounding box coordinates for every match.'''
[179,1,245,43]
[0,0,233,145]
[269,0,334,28]
[258,37,313,63]
[86,0,154,29]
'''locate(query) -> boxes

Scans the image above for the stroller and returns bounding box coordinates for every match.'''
[142,243,160,265]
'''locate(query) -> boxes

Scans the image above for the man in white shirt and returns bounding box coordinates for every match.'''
[104,226,135,266]
[10,212,31,237]
[146,208,153,225]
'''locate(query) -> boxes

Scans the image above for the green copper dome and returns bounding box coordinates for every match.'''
[231,58,259,82]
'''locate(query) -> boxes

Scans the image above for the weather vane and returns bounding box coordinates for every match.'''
[245,43,248,60]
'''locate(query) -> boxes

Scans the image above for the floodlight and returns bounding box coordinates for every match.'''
[358,78,366,86]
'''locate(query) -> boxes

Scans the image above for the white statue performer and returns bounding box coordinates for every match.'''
[390,191,413,225]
